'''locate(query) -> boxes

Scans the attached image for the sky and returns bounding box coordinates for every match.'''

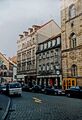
[0,0,61,57]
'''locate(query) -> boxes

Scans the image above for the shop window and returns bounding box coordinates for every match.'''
[68,80,71,86]
[72,80,75,86]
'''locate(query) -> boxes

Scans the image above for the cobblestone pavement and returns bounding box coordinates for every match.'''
[0,94,10,120]
[6,92,82,120]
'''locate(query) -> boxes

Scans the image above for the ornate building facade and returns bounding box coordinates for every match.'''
[36,34,62,87]
[61,0,82,89]
[17,20,61,86]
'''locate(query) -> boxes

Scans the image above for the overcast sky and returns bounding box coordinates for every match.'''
[0,0,61,57]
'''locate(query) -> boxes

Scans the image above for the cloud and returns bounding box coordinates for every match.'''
[0,0,60,57]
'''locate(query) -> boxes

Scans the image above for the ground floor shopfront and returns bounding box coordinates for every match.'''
[62,77,82,90]
[37,75,62,88]
[17,73,36,87]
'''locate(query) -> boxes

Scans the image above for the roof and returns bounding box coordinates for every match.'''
[37,19,61,31]
[0,52,15,65]
[38,33,61,45]
[18,19,61,39]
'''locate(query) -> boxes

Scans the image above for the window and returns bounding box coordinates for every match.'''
[43,64,45,71]
[70,33,77,48]
[57,37,60,45]
[72,80,75,86]
[39,53,42,60]
[39,65,41,71]
[33,38,35,44]
[51,50,54,57]
[55,49,59,56]
[40,44,43,50]
[69,4,76,18]
[48,41,51,48]
[44,43,47,49]
[47,64,49,71]
[52,39,56,46]
[71,64,77,76]
[43,52,46,59]
[51,63,53,70]
[55,65,60,69]
[46,51,49,58]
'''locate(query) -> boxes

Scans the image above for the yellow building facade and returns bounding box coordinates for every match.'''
[61,0,82,89]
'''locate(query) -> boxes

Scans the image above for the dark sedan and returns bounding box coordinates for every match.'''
[0,84,6,94]
[44,86,55,95]
[32,85,42,93]
[65,86,82,98]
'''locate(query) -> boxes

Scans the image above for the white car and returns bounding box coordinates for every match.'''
[6,82,22,96]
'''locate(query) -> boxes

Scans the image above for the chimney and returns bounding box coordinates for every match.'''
[23,31,28,36]
[19,34,24,39]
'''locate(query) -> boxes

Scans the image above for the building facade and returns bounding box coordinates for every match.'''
[0,52,13,83]
[17,25,40,85]
[17,20,61,86]
[61,0,82,89]
[36,34,62,87]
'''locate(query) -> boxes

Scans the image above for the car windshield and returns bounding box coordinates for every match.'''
[1,85,6,89]
[9,83,21,88]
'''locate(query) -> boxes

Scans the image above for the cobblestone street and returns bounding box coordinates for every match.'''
[6,92,82,120]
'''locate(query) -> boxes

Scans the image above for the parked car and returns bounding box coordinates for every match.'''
[6,82,22,96]
[65,86,82,98]
[22,84,29,91]
[0,84,6,94]
[54,86,65,95]
[32,85,42,93]
[44,86,55,95]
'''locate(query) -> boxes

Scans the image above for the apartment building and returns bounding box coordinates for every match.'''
[0,52,13,83]
[36,34,62,87]
[61,0,82,89]
[17,25,40,85]
[17,20,61,85]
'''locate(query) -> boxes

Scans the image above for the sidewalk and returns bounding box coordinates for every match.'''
[0,94,11,120]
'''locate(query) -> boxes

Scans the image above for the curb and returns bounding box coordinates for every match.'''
[1,97,11,120]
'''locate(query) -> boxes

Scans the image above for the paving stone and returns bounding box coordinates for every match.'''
[6,92,82,120]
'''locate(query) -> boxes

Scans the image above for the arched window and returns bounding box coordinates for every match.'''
[70,33,77,48]
[71,64,77,76]
[69,4,76,18]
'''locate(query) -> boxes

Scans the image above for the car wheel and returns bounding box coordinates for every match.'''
[55,92,58,95]
[19,94,21,97]
[67,93,71,97]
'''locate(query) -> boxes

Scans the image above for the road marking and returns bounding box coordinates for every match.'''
[33,97,42,103]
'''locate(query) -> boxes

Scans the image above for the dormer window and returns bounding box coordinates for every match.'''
[57,37,60,45]
[48,41,51,48]
[40,44,43,51]
[69,4,76,19]
[44,43,47,49]
[52,39,56,46]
